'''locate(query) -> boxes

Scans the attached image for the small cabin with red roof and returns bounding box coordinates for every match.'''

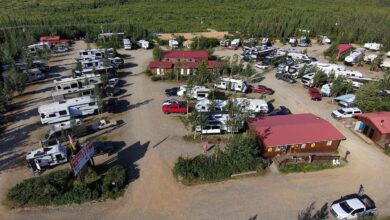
[249,113,346,158]
[355,112,390,148]
[148,50,223,75]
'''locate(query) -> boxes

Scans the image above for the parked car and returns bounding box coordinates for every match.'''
[106,78,119,88]
[91,119,118,131]
[162,102,188,114]
[330,193,376,219]
[105,86,120,97]
[331,107,362,119]
[165,87,180,96]
[53,46,70,53]
[255,60,270,69]
[308,88,322,101]
[251,85,275,95]
[276,72,296,83]
[162,98,180,106]
[268,106,291,116]
[92,141,114,155]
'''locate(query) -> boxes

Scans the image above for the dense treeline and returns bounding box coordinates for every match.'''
[0,0,389,47]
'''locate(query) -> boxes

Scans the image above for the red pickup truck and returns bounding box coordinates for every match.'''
[308,88,322,101]
[162,102,188,114]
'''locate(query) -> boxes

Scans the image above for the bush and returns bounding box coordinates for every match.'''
[151,75,161,81]
[279,162,335,173]
[144,68,153,77]
[173,134,266,184]
[7,165,128,207]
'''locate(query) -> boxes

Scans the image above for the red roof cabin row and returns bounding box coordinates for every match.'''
[355,112,390,149]
[249,113,346,158]
[40,35,71,47]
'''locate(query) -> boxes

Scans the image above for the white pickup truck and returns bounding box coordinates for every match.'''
[330,194,376,219]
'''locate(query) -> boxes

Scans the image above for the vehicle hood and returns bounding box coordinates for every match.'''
[331,204,349,219]
[332,110,342,116]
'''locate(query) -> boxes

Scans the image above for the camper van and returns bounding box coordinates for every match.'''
[26,143,68,173]
[214,77,248,93]
[27,42,50,55]
[177,85,210,100]
[169,39,179,48]
[344,48,365,66]
[123,38,132,50]
[54,74,101,92]
[52,84,95,101]
[234,98,268,114]
[364,43,382,51]
[195,99,227,112]
[38,96,98,124]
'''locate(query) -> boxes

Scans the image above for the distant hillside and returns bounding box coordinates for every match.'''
[0,0,389,46]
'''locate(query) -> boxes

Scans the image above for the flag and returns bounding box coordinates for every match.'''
[358,184,364,196]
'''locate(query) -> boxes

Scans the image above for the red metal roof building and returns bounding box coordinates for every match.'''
[338,44,353,56]
[249,113,346,158]
[355,112,390,148]
[161,51,208,62]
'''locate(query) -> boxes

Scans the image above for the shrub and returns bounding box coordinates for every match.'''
[144,68,153,77]
[102,165,127,198]
[173,134,266,184]
[279,162,335,173]
[151,75,161,81]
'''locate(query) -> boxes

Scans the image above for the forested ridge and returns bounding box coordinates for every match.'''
[0,0,389,46]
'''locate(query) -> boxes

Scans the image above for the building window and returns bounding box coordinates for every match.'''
[326,141,332,146]
[301,144,306,149]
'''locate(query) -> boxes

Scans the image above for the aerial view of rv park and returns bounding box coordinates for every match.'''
[0,1,390,219]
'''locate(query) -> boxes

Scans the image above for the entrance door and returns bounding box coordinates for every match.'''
[368,129,375,139]
[363,125,370,135]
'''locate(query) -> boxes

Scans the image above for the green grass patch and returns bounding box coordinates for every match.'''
[6,165,128,208]
[385,147,390,156]
[279,162,337,174]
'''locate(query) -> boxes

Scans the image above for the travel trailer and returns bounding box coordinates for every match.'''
[234,98,268,114]
[214,77,248,93]
[27,42,51,55]
[195,99,228,112]
[38,96,98,124]
[123,38,132,50]
[54,74,101,92]
[26,143,68,173]
[177,85,210,100]
[79,48,114,60]
[52,84,95,101]
[364,43,382,51]
[195,114,244,134]
[344,48,365,66]
[136,40,150,49]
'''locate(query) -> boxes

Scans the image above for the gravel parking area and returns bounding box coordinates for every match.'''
[1,42,390,220]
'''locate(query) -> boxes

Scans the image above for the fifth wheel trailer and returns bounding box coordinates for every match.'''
[38,96,98,124]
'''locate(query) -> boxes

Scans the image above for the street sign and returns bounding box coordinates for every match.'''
[71,142,95,176]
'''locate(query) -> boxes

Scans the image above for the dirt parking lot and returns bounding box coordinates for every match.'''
[1,42,390,220]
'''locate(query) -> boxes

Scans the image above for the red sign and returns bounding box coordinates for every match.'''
[71,142,95,175]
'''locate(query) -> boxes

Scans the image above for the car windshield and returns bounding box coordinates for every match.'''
[339,201,354,213]
[338,109,346,114]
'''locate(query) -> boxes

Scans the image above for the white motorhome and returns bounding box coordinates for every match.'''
[235,98,268,114]
[177,85,210,100]
[214,77,248,93]
[364,43,382,51]
[301,72,316,87]
[38,96,98,124]
[79,48,114,60]
[54,74,101,92]
[312,62,346,74]
[344,48,365,66]
[52,84,95,101]
[195,99,227,112]
[137,40,150,49]
[26,143,68,172]
[123,38,132,50]
[169,39,179,48]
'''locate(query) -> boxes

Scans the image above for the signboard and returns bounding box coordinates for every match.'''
[71,142,95,176]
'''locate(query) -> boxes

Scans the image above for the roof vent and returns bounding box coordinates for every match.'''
[381,119,385,126]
